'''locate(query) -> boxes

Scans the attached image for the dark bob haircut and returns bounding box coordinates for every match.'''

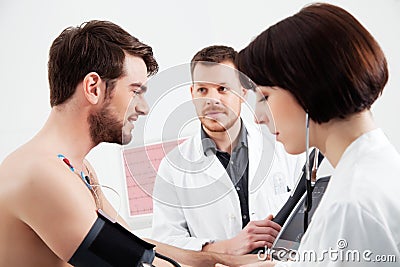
[236,3,388,123]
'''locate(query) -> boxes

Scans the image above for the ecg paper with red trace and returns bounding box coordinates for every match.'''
[122,139,186,216]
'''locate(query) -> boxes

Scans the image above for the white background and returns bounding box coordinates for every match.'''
[1,0,399,236]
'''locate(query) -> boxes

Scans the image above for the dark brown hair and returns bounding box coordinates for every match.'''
[48,20,158,107]
[190,45,237,77]
[237,3,388,123]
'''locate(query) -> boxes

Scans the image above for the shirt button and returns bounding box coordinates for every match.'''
[243,215,247,220]
[230,161,234,165]
[236,186,241,191]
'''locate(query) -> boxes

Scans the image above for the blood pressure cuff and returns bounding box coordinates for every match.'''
[68,211,155,267]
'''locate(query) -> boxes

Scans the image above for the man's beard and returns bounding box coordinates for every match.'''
[200,115,237,133]
[200,117,228,132]
[88,102,124,146]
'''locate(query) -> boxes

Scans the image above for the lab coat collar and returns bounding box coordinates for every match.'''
[199,119,249,157]
[190,117,265,192]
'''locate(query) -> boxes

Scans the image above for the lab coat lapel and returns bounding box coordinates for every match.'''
[245,120,264,193]
[192,132,234,190]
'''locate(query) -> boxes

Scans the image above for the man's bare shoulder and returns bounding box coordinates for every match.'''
[0,142,97,215]
[2,143,56,188]
[0,142,99,262]
[0,143,44,197]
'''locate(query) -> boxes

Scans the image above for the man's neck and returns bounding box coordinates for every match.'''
[203,119,242,154]
[35,106,95,168]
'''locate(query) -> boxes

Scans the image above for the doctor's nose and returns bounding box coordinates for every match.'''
[205,90,221,105]
[254,109,270,125]
[205,97,221,105]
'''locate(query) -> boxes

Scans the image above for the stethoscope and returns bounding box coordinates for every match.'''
[304,113,320,232]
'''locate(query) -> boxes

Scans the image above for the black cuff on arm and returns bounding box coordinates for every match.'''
[68,211,155,267]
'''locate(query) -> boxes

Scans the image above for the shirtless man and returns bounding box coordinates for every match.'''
[0,20,256,267]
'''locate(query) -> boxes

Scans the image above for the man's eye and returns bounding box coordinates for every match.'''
[258,95,269,102]
[197,87,207,93]
[218,86,229,92]
[133,90,142,96]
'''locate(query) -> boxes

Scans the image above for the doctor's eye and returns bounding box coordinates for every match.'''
[197,87,207,94]
[218,86,230,92]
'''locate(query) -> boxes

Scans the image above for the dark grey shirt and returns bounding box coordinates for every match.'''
[201,121,250,227]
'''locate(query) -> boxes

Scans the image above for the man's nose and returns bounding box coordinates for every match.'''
[205,89,221,105]
[254,109,270,125]
[136,98,149,115]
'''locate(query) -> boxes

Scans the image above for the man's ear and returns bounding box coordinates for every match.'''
[190,84,195,99]
[240,86,248,102]
[83,72,103,105]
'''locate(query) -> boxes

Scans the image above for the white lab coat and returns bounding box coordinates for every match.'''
[151,118,304,250]
[276,129,400,266]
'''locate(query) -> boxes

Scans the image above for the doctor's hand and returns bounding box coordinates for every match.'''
[202,215,281,255]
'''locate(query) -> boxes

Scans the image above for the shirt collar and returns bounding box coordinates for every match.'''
[200,119,248,156]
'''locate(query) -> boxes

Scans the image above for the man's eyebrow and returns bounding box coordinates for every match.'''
[130,82,147,92]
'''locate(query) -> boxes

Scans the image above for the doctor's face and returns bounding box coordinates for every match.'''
[191,61,247,132]
[254,86,307,154]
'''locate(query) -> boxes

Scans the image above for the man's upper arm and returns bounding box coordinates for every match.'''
[14,160,98,261]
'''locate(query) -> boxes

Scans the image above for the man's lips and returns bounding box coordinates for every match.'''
[203,111,224,119]
[126,115,137,127]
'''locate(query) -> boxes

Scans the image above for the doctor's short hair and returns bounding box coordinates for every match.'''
[236,3,388,124]
[190,45,238,78]
[48,20,158,107]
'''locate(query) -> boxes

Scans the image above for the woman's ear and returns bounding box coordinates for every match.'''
[83,72,103,105]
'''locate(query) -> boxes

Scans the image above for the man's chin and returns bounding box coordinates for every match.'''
[97,134,131,146]
[120,136,132,146]
[121,134,133,145]
[203,124,227,133]
[200,118,226,132]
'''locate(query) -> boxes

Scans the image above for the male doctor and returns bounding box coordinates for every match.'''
[152,45,304,255]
